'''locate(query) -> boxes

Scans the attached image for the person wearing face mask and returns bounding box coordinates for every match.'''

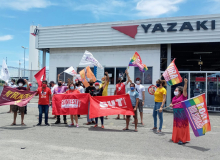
[49,81,57,119]
[65,83,80,127]
[11,79,30,126]
[53,78,70,124]
[3,79,17,113]
[85,80,96,125]
[75,80,85,93]
[123,83,139,132]
[169,78,190,145]
[93,80,107,129]
[35,80,52,126]
[150,79,167,134]
[134,77,145,125]
[115,69,131,119]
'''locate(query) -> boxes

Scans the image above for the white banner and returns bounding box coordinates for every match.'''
[64,66,77,76]
[79,50,103,69]
[0,59,10,82]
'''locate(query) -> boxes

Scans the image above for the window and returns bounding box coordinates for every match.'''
[134,67,153,84]
[57,67,65,82]
[116,67,127,83]
[105,68,115,84]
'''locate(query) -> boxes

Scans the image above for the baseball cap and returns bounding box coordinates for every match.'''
[94,82,99,86]
[136,77,141,81]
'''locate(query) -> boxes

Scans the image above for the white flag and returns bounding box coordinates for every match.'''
[64,66,77,76]
[0,60,10,82]
[79,50,103,69]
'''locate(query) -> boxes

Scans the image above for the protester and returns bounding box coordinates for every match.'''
[169,78,190,145]
[150,79,167,133]
[75,80,85,93]
[123,83,139,132]
[53,76,69,124]
[49,81,57,119]
[115,69,131,119]
[100,72,109,119]
[85,80,96,125]
[4,79,17,113]
[133,77,145,125]
[65,83,80,127]
[35,80,52,126]
[11,79,30,125]
[93,79,108,129]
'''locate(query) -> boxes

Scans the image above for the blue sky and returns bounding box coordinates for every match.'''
[0,0,220,70]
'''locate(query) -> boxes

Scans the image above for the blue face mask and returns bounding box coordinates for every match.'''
[130,87,135,91]
[70,86,74,90]
[156,84,160,87]
[23,85,27,87]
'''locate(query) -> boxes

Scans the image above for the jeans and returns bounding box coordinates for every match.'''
[38,105,49,124]
[153,102,163,130]
[95,117,104,125]
[87,102,94,122]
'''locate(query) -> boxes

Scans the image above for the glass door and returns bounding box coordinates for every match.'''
[190,73,206,98]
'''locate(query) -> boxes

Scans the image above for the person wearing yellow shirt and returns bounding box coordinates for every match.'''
[100,72,110,119]
[150,79,167,134]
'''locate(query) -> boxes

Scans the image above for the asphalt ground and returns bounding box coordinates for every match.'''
[0,101,220,160]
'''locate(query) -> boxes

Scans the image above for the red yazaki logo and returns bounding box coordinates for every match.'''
[111,25,139,39]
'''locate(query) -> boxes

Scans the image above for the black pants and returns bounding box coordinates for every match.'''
[24,106,27,114]
[57,115,66,121]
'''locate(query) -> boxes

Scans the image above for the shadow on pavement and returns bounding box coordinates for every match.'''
[0,126,32,130]
[184,146,210,152]
[88,127,134,132]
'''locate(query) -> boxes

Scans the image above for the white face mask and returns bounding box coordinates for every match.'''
[174,91,179,96]
[18,83,23,87]
[95,86,99,89]
[136,81,140,84]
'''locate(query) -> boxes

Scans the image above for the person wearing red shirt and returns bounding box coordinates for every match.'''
[35,80,52,126]
[65,83,81,127]
[115,69,131,119]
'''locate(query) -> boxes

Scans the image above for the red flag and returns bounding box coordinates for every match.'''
[0,86,37,107]
[34,67,46,87]
[89,94,134,119]
[52,93,90,115]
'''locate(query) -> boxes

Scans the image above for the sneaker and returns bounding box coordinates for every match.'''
[69,123,74,127]
[36,123,41,126]
[101,125,104,129]
[55,121,60,124]
[92,121,96,124]
[64,120,67,124]
[76,124,79,128]
[94,124,98,128]
[45,123,50,126]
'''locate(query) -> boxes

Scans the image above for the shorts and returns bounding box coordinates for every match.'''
[138,99,143,112]
[127,106,137,119]
[11,105,25,113]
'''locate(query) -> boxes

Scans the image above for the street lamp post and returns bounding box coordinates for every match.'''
[21,46,28,78]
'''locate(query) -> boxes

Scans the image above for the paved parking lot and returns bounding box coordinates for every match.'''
[0,104,220,160]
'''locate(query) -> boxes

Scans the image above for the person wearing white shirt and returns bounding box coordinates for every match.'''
[134,77,145,125]
[75,81,85,93]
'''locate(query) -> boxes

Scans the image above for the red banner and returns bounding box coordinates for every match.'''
[89,94,134,119]
[0,86,37,107]
[52,93,90,115]
[34,67,46,87]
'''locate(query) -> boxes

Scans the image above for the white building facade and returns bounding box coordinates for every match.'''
[35,14,220,111]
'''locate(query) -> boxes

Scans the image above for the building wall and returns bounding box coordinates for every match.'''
[37,14,220,49]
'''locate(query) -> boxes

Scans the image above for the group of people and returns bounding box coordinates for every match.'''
[4,70,190,145]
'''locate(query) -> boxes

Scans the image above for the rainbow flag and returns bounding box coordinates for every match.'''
[181,94,211,137]
[162,59,182,86]
[129,52,148,72]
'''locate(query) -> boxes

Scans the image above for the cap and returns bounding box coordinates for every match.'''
[136,77,141,81]
[75,79,78,82]
[89,79,94,83]
[94,82,99,86]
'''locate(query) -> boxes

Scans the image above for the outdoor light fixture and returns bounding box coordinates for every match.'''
[194,52,212,54]
[198,61,203,65]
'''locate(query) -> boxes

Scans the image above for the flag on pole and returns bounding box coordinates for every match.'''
[64,66,77,76]
[79,66,96,88]
[182,94,211,137]
[162,59,182,86]
[128,52,148,72]
[79,50,103,69]
[34,67,46,87]
[0,59,10,82]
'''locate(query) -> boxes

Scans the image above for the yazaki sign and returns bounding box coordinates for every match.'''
[112,20,216,39]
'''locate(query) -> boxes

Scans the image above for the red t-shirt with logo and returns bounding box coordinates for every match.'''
[37,87,52,105]
[66,90,80,94]
[116,82,127,95]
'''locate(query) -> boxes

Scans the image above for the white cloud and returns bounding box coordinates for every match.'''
[0,35,13,41]
[135,0,185,17]
[0,0,55,11]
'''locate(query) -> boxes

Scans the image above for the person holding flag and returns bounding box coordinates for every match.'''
[149,79,167,133]
[115,69,131,119]
[169,78,190,145]
[100,72,109,119]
